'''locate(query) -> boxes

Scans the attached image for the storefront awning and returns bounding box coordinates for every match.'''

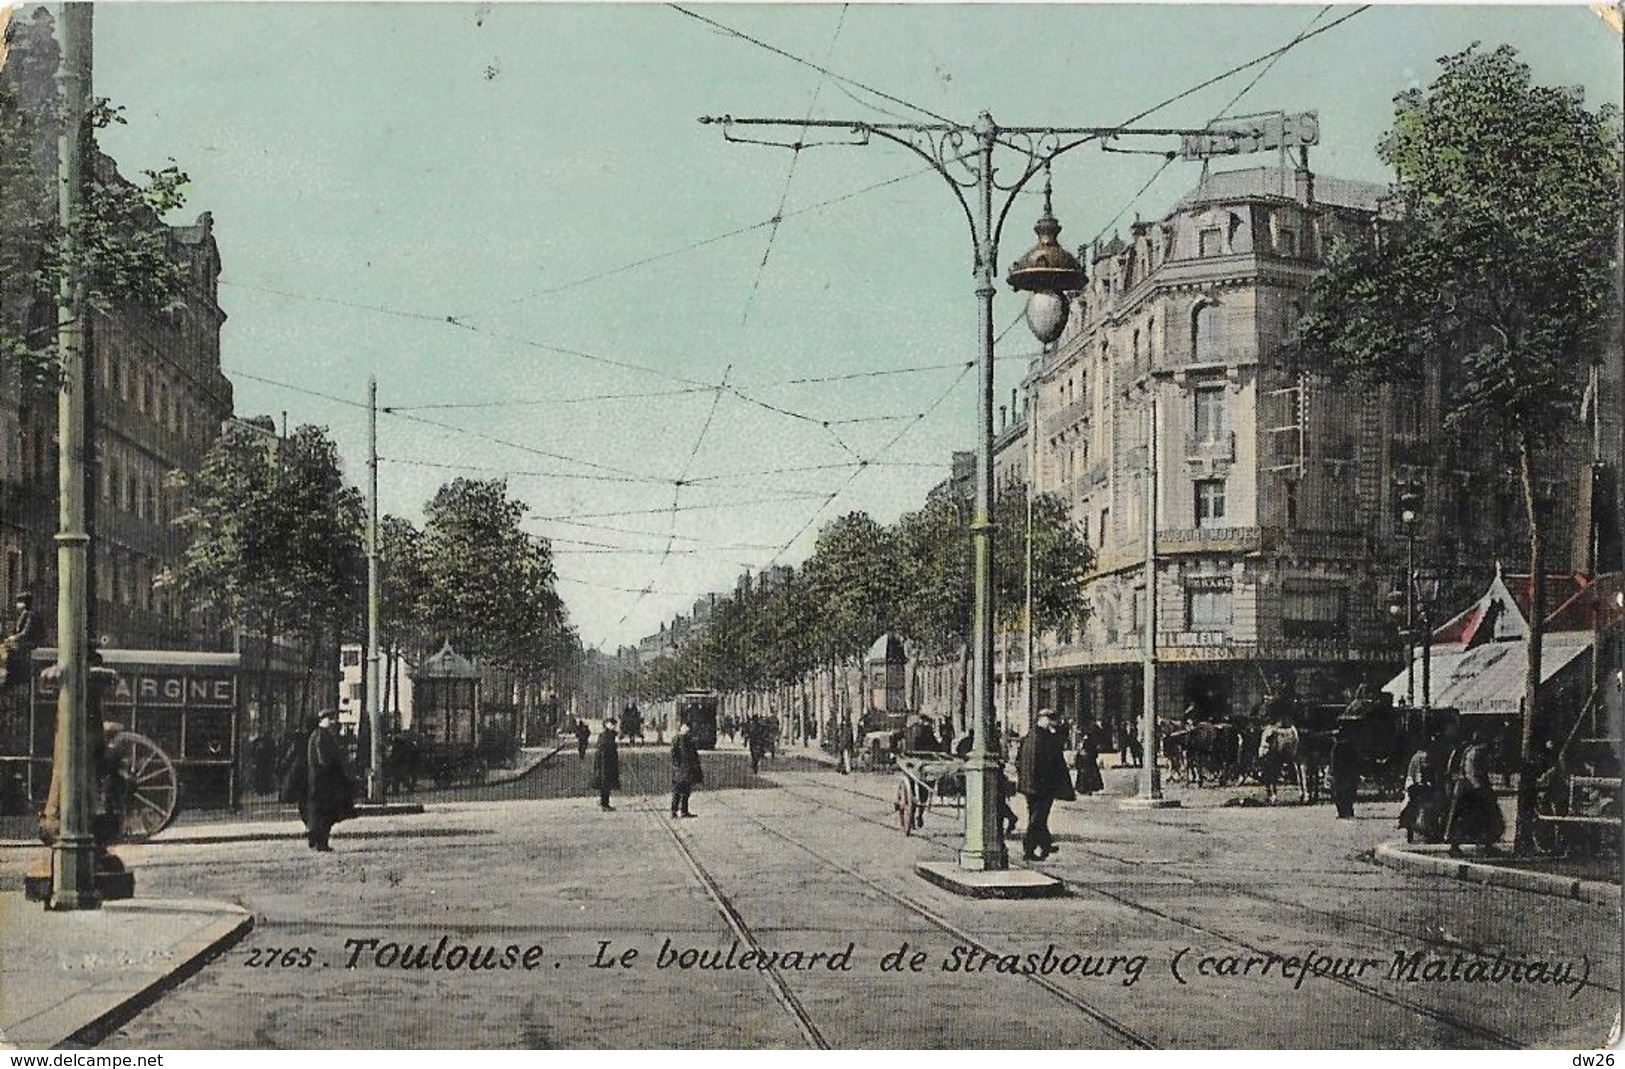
[1381,635,1592,715]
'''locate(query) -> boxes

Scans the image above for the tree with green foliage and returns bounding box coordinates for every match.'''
[1296,44,1622,852]
[0,10,191,375]
[164,419,365,724]
[416,477,569,672]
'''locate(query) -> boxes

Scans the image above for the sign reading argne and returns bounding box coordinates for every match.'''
[1181,111,1320,160]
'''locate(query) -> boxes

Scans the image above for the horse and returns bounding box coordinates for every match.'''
[1257,722,1307,803]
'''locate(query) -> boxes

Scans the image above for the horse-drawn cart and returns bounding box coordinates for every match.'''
[892,752,965,835]
[104,729,182,840]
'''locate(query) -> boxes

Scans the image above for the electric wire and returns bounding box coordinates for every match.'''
[740,3,848,327]
[385,386,716,412]
[382,407,664,483]
[1086,4,1347,248]
[462,164,937,313]
[666,4,955,126]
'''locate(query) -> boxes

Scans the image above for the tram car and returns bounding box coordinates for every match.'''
[674,691,720,749]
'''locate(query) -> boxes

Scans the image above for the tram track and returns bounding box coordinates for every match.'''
[765,772,1559,1048]
[704,773,1160,1048]
[623,753,830,1049]
[778,769,1620,995]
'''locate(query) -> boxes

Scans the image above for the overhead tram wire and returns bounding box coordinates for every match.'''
[1110,5,1370,133]
[666,4,956,126]
[764,358,974,569]
[384,386,717,412]
[1085,5,1339,251]
[460,165,938,314]
[381,407,665,484]
[740,3,849,327]
[534,514,792,549]
[614,365,734,627]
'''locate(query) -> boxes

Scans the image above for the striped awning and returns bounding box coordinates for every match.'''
[1381,635,1592,714]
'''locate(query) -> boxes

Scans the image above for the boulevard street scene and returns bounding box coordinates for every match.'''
[0,1,1621,1052]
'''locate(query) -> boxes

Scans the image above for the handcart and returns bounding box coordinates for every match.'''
[892,752,965,835]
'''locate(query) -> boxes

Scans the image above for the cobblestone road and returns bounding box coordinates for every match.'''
[7,747,1611,1049]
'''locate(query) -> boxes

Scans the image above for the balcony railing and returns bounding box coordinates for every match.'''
[1043,397,1091,436]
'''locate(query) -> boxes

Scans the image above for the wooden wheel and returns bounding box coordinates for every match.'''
[894,777,921,836]
[108,731,180,841]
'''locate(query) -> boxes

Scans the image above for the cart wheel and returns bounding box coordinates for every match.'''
[108,731,179,841]
[894,778,918,837]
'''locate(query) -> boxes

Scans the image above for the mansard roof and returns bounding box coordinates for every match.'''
[1175,166,1388,214]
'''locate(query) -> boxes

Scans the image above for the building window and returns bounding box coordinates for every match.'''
[1277,228,1297,257]
[1282,583,1348,639]
[1098,508,1109,547]
[1198,227,1223,257]
[1193,385,1226,442]
[1192,301,1221,363]
[1186,582,1233,628]
[1195,479,1226,528]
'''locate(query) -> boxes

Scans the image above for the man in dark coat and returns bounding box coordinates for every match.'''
[2,592,44,689]
[669,721,703,818]
[1016,708,1075,861]
[574,718,591,761]
[1329,725,1360,819]
[591,718,620,811]
[306,710,355,851]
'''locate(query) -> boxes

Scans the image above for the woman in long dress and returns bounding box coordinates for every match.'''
[1072,728,1104,796]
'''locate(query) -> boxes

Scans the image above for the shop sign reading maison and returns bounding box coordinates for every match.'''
[1181,111,1320,160]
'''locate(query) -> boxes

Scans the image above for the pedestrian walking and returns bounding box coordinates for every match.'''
[1016,708,1074,861]
[746,717,767,774]
[1397,742,1445,843]
[1329,726,1359,819]
[574,718,591,761]
[591,718,620,811]
[1072,727,1104,796]
[836,716,854,775]
[1444,729,1505,854]
[669,721,703,817]
[306,710,356,852]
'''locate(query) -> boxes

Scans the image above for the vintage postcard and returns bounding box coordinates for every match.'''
[0,0,1620,1053]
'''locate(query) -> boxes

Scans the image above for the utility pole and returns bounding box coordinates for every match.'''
[47,1,97,910]
[1136,391,1165,803]
[366,376,383,803]
[1024,360,1039,734]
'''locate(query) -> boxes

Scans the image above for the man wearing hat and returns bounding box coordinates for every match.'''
[1016,708,1075,862]
[591,718,621,811]
[1,592,43,689]
[306,710,356,851]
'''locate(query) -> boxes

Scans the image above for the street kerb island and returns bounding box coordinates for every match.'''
[0,895,253,1049]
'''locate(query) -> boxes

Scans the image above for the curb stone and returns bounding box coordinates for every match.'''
[1374,840,1621,907]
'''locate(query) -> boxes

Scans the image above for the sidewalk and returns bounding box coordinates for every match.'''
[0,891,252,1049]
[1373,840,1621,907]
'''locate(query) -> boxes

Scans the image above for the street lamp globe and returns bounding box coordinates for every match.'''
[1022,291,1070,345]
[1007,174,1086,345]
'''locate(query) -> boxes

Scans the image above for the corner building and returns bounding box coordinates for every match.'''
[1027,165,1591,739]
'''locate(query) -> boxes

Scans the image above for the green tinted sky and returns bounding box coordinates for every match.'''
[88,3,1622,649]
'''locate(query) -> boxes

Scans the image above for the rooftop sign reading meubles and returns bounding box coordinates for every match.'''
[1181,111,1320,160]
